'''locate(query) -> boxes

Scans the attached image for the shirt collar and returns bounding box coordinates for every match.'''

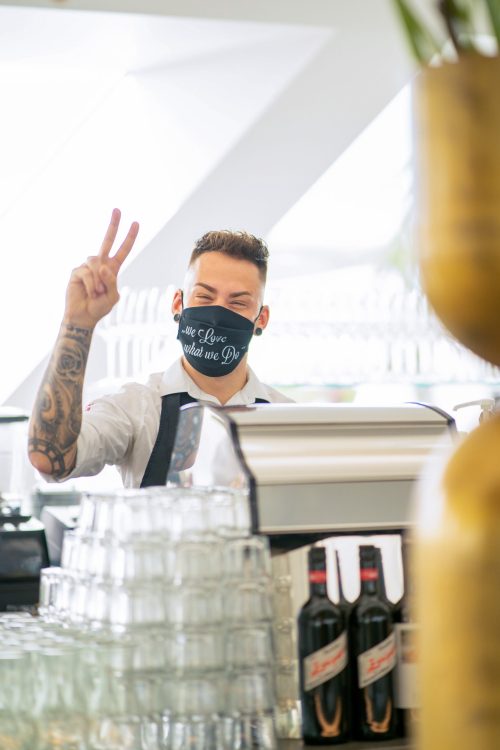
[159,358,268,406]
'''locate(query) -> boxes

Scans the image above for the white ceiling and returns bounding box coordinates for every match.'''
[0,1,415,406]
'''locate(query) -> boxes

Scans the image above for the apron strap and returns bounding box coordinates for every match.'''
[140,392,196,488]
[140,393,270,488]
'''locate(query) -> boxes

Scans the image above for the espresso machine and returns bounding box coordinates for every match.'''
[166,401,456,550]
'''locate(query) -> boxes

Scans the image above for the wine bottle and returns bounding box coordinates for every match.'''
[335,550,352,621]
[394,535,419,739]
[375,545,393,612]
[350,544,398,741]
[394,534,411,624]
[298,546,350,745]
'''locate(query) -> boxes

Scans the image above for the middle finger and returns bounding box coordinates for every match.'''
[112,220,140,268]
[98,208,121,260]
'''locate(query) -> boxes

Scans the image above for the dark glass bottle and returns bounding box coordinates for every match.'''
[375,546,393,612]
[394,534,419,739]
[298,546,350,745]
[350,544,398,741]
[394,534,412,625]
[335,550,352,621]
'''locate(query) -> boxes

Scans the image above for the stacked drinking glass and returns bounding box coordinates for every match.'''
[270,554,301,739]
[0,487,277,750]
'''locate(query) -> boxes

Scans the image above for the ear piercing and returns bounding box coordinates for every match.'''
[254,327,263,336]
[173,313,181,322]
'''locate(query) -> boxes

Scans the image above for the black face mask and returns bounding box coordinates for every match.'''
[176,305,258,377]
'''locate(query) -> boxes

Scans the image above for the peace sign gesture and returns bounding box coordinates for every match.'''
[64,208,139,329]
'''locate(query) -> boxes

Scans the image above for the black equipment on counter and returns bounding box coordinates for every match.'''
[0,498,50,611]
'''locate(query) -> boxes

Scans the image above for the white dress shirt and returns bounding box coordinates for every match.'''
[43,359,291,488]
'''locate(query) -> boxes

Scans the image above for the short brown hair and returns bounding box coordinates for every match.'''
[189,230,269,282]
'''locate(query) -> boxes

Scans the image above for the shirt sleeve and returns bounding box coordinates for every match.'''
[39,381,155,483]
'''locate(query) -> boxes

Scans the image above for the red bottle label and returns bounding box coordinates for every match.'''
[360,568,378,582]
[309,570,327,584]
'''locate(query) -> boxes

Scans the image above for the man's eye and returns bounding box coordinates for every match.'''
[232,300,246,307]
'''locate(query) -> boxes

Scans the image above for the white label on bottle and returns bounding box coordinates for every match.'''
[358,631,397,689]
[395,623,420,709]
[303,631,348,691]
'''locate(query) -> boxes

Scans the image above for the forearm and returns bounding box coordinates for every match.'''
[28,322,94,478]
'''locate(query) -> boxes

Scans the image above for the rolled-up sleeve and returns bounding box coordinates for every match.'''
[71,398,134,478]
[40,380,161,486]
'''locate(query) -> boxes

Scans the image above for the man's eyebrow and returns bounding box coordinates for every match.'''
[193,283,217,293]
[193,283,253,299]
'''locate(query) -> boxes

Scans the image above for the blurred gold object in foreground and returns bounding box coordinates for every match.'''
[415,55,500,366]
[417,413,500,748]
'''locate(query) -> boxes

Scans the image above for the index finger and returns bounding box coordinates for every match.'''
[112,220,140,268]
[98,208,121,260]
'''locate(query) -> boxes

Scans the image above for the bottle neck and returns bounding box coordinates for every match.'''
[360,564,381,596]
[400,538,414,621]
[309,568,328,597]
[336,551,347,605]
[375,548,388,600]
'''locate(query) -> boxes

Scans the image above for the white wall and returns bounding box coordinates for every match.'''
[0,1,415,409]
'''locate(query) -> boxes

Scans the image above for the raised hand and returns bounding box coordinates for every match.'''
[64,208,139,328]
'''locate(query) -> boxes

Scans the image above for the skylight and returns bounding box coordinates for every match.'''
[267,86,412,262]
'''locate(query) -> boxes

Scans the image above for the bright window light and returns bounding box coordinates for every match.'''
[268,86,412,256]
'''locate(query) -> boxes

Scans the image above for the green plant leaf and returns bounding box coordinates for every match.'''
[484,0,500,45]
[392,0,442,64]
[438,0,477,53]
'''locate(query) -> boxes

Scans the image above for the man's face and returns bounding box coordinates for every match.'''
[173,251,269,330]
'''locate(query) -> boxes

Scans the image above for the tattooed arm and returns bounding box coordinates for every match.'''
[28,324,93,477]
[28,209,139,478]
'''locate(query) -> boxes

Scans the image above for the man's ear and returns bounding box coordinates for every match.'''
[256,305,270,331]
[171,289,183,317]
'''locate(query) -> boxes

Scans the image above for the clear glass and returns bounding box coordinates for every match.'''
[39,566,68,621]
[165,629,225,673]
[228,669,276,713]
[164,585,223,628]
[168,488,213,541]
[85,580,165,629]
[208,487,251,538]
[223,582,273,625]
[0,648,35,750]
[274,661,302,740]
[222,537,271,581]
[226,626,274,670]
[166,540,223,584]
[272,617,296,662]
[163,675,225,715]
[84,489,160,540]
[27,483,278,749]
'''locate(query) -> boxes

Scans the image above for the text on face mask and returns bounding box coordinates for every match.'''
[182,342,240,365]
[181,325,228,346]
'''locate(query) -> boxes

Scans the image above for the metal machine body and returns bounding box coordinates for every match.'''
[168,402,456,548]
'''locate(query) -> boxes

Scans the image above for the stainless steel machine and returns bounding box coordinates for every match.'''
[167,402,456,550]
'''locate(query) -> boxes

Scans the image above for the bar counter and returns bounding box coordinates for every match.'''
[278,740,412,750]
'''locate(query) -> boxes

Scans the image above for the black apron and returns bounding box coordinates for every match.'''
[140,392,270,488]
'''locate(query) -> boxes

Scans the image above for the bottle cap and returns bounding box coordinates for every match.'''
[359,544,377,563]
[308,546,326,568]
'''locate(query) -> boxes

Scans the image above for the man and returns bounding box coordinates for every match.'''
[28,208,290,488]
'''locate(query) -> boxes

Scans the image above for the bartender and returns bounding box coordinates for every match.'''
[28,209,290,489]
